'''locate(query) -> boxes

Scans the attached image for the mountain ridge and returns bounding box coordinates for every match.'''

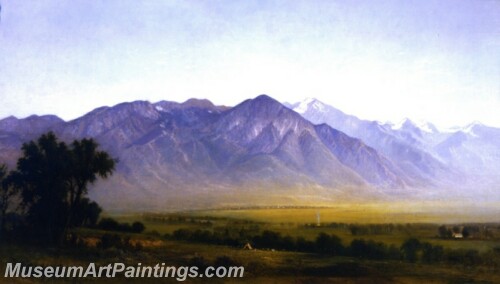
[0,95,498,210]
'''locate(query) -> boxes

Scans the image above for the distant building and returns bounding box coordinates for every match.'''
[242,243,253,250]
[452,233,463,239]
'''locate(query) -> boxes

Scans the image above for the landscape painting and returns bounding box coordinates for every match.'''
[0,0,499,283]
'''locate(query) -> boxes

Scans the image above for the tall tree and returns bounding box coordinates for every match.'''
[67,138,115,227]
[14,132,70,244]
[12,132,116,245]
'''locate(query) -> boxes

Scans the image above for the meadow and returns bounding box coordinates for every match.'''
[111,204,500,252]
[1,205,499,283]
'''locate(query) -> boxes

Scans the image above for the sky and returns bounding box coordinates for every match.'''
[0,0,498,128]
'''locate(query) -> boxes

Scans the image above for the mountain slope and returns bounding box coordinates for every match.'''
[0,95,411,210]
[290,98,500,190]
[290,98,456,187]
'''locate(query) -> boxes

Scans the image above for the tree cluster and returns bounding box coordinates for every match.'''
[0,132,116,245]
[96,217,145,234]
[171,227,498,267]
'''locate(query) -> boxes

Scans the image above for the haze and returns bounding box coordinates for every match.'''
[0,0,498,128]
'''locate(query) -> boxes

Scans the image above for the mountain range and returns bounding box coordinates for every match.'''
[288,98,500,193]
[0,95,498,210]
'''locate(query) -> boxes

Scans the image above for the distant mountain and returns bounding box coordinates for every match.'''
[1,96,498,210]
[434,122,500,188]
[289,98,500,191]
[0,96,413,210]
[288,99,456,187]
[0,115,65,168]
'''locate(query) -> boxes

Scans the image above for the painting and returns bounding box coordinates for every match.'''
[0,1,498,282]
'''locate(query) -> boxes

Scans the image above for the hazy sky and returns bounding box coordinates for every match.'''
[0,0,498,127]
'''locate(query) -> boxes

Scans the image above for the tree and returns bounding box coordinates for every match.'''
[401,238,421,262]
[315,233,343,255]
[421,242,444,263]
[0,164,18,240]
[13,133,71,244]
[12,132,116,245]
[66,138,115,228]
[438,225,451,238]
[462,227,470,238]
[71,198,102,227]
[131,222,146,233]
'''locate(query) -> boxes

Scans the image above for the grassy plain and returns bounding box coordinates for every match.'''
[1,204,499,283]
[111,203,500,252]
[2,237,499,284]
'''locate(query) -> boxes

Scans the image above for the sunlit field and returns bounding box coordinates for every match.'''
[110,204,500,253]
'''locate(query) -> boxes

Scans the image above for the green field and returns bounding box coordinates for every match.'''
[1,206,499,283]
[110,205,500,252]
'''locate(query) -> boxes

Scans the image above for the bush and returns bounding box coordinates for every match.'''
[315,233,344,255]
[349,239,396,260]
[97,218,145,234]
[131,222,145,233]
[97,218,120,231]
[401,238,421,262]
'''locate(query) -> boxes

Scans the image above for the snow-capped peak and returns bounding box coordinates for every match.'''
[293,98,326,114]
[414,120,438,133]
[442,121,483,134]
[461,121,483,136]
[391,118,412,131]
[391,118,437,133]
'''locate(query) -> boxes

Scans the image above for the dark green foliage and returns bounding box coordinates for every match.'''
[97,217,120,231]
[71,198,102,227]
[421,242,444,263]
[295,236,315,252]
[253,230,283,249]
[437,224,483,239]
[315,233,343,255]
[97,217,146,234]
[348,224,396,235]
[0,164,18,239]
[11,133,72,244]
[169,226,497,267]
[446,249,481,266]
[67,138,115,227]
[348,239,399,260]
[438,225,452,238]
[401,238,421,262]
[462,225,481,238]
[131,221,146,233]
[8,132,115,245]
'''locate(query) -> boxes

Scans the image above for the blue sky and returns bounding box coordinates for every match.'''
[0,0,498,127]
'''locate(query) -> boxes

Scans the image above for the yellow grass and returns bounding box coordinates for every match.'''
[189,201,500,224]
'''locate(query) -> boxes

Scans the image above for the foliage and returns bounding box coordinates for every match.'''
[401,238,421,262]
[6,132,115,245]
[0,164,18,239]
[97,217,146,233]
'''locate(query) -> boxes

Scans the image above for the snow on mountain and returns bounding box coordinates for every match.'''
[291,97,500,195]
[293,98,326,114]
[289,98,475,188]
[389,118,438,134]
